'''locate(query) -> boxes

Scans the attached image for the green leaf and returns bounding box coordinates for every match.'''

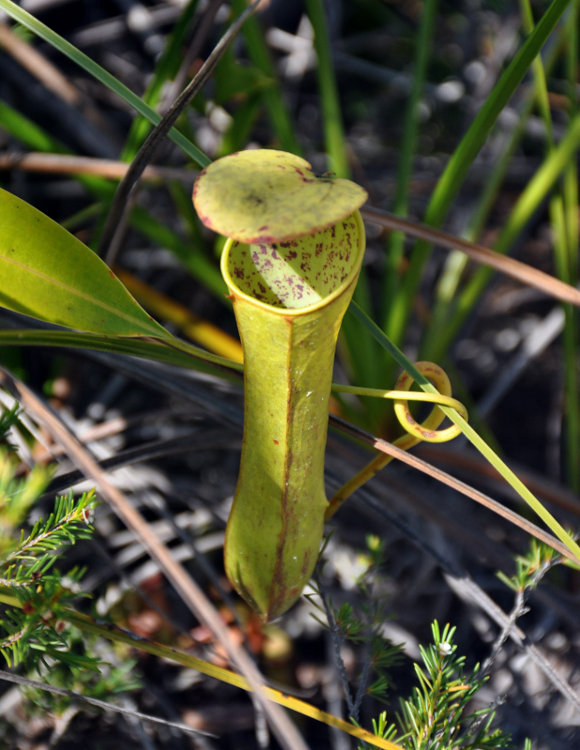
[0,329,241,379]
[0,189,167,338]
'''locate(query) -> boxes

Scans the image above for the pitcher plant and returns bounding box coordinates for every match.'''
[193,149,367,619]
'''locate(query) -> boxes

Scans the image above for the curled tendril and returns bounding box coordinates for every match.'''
[391,361,467,443]
[326,361,468,520]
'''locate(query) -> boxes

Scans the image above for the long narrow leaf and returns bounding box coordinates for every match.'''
[385,0,572,346]
[230,0,301,154]
[424,111,580,360]
[0,329,241,377]
[0,0,210,167]
[305,0,349,177]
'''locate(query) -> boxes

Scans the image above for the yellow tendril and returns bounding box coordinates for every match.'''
[327,362,468,520]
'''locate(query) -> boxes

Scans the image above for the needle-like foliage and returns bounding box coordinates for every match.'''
[366,623,513,750]
[0,414,97,669]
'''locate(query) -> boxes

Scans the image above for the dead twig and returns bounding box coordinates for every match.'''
[362,205,580,308]
[0,151,195,182]
[330,414,579,565]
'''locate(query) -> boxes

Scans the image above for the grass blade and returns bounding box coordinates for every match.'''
[381,0,437,326]
[0,0,210,167]
[0,329,241,377]
[384,0,572,347]
[231,0,301,154]
[423,111,580,361]
[305,0,349,177]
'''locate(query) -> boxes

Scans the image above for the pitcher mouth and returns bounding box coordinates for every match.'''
[221,211,365,315]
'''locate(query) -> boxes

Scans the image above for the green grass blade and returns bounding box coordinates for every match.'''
[381,0,437,327]
[427,111,580,361]
[426,0,569,232]
[426,29,565,348]
[305,0,349,178]
[230,0,300,154]
[0,0,210,167]
[426,96,533,345]
[0,329,241,378]
[0,101,59,151]
[384,0,572,347]
[121,0,201,160]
